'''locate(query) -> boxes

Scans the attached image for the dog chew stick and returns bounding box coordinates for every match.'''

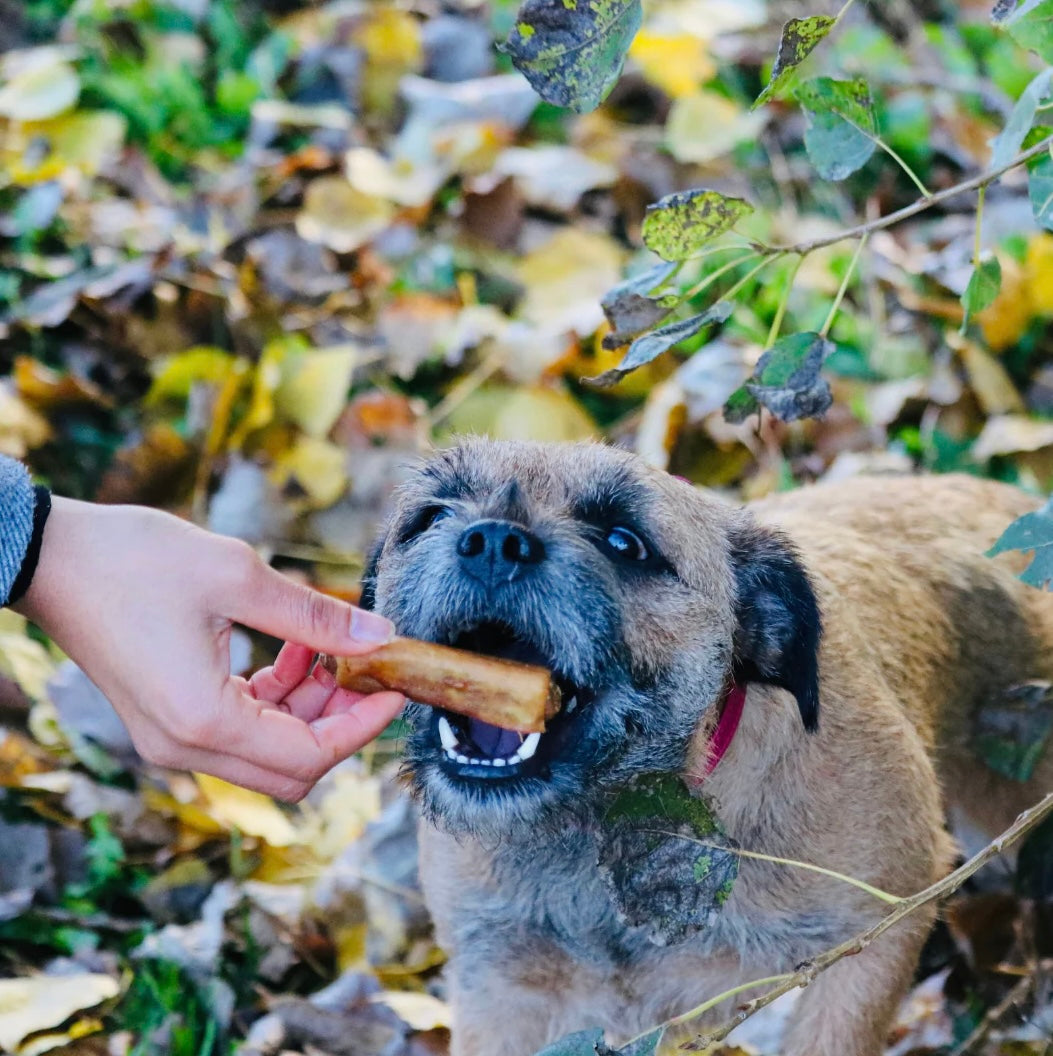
[321,638,562,733]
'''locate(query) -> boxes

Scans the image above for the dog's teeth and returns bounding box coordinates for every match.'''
[444,747,457,761]
[438,716,458,750]
[493,758,507,767]
[456,754,470,764]
[517,733,541,761]
[480,758,492,766]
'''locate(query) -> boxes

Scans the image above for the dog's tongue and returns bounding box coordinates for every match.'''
[467,717,521,757]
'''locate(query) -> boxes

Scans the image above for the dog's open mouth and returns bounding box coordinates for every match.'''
[433,622,593,781]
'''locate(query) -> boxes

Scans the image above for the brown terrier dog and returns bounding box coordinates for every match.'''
[361,439,1053,1056]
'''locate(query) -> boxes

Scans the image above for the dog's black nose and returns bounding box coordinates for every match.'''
[457,520,545,584]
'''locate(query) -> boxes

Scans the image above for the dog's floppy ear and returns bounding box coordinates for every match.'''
[730,525,822,732]
[358,530,388,612]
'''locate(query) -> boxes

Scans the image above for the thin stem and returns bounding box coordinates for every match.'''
[974,182,988,266]
[767,134,1053,256]
[679,790,1053,1051]
[821,232,869,337]
[766,255,804,348]
[834,0,858,24]
[668,974,795,1027]
[875,136,932,197]
[684,252,761,301]
[648,829,902,905]
[722,254,784,302]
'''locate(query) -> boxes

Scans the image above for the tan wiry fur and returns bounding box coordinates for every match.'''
[376,444,1053,1056]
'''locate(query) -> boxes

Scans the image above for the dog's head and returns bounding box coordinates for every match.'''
[364,439,821,836]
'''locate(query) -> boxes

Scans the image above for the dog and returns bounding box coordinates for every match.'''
[360,438,1053,1056]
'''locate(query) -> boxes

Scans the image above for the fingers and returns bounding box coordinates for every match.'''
[146,689,405,801]
[248,642,314,701]
[218,683,405,784]
[227,561,395,656]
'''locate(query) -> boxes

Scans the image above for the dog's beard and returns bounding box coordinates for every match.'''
[382,571,704,841]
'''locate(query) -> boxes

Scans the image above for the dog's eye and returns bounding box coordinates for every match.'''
[398,505,453,544]
[604,526,649,562]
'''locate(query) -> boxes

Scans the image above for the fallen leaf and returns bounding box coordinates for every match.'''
[14,356,113,411]
[0,611,56,702]
[444,384,597,442]
[276,344,359,437]
[370,991,451,1031]
[666,91,769,164]
[296,177,396,254]
[194,774,300,848]
[518,228,625,338]
[0,52,79,121]
[0,974,119,1052]
[489,145,618,212]
[628,30,715,98]
[947,331,1025,415]
[0,386,51,457]
[973,414,1053,458]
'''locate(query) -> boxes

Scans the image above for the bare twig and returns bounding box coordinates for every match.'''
[766,135,1053,256]
[672,791,1053,1051]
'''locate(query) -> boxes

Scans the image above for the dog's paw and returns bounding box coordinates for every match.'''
[596,774,739,947]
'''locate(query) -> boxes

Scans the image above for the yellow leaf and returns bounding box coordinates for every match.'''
[147,347,239,405]
[0,55,79,121]
[371,991,451,1032]
[4,111,127,185]
[1026,233,1053,315]
[276,345,358,437]
[665,91,768,164]
[270,435,348,508]
[0,611,56,702]
[629,30,715,98]
[354,9,423,113]
[0,974,118,1052]
[345,147,444,208]
[444,384,597,442]
[973,414,1053,459]
[518,229,625,339]
[227,339,286,449]
[334,922,369,972]
[296,176,396,253]
[946,331,1025,416]
[0,386,51,458]
[194,773,300,847]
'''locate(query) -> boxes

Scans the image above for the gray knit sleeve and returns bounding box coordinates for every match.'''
[0,456,36,607]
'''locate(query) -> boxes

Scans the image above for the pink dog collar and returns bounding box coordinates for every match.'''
[688,683,746,786]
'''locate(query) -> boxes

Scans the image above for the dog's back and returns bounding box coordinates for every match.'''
[751,473,1053,841]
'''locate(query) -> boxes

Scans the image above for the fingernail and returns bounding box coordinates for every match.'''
[350,607,395,644]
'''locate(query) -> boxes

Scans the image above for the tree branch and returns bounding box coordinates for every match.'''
[766,135,1053,256]
[678,790,1053,1051]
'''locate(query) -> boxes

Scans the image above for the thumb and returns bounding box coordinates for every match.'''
[230,560,395,655]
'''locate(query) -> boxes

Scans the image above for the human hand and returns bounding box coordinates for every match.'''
[13,496,405,800]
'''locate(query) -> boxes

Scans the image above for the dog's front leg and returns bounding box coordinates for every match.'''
[780,911,935,1056]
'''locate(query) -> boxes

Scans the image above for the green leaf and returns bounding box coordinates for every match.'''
[754,16,837,108]
[503,0,643,113]
[990,68,1053,170]
[961,256,1003,327]
[531,1029,605,1056]
[642,190,755,262]
[725,332,834,424]
[973,680,1053,782]
[1029,152,1053,230]
[996,0,1053,64]
[794,77,877,181]
[589,302,733,386]
[988,498,1053,589]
